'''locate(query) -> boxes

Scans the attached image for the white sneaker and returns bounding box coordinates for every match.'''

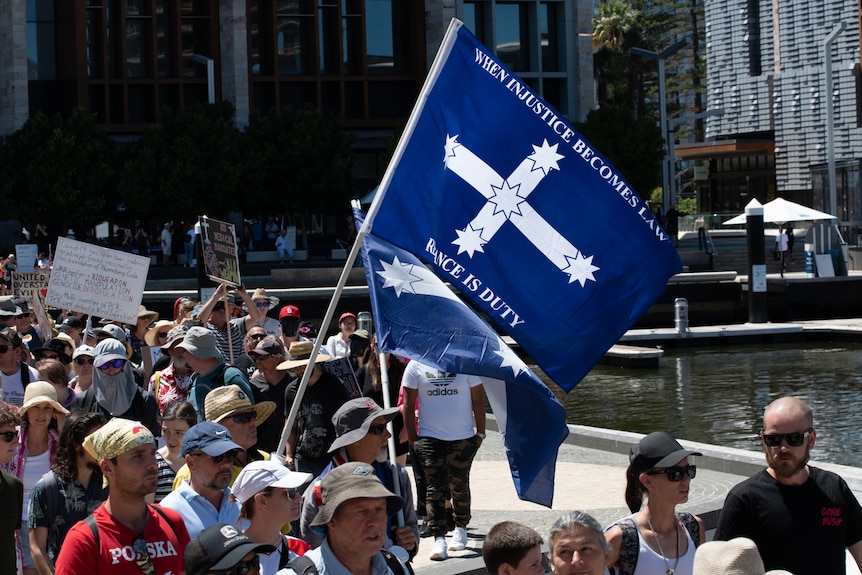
[429,536,448,561]
[448,527,468,551]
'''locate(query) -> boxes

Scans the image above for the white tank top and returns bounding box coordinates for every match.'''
[22,450,51,521]
[632,521,696,575]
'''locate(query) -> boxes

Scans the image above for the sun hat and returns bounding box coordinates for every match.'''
[184,523,275,575]
[338,311,357,323]
[176,326,221,359]
[54,332,77,349]
[328,397,400,453]
[692,537,793,575]
[250,287,279,308]
[276,340,330,371]
[144,320,177,347]
[82,417,154,462]
[137,305,159,323]
[349,329,370,341]
[204,385,275,426]
[31,338,74,364]
[93,323,127,342]
[230,460,313,505]
[0,296,23,317]
[279,304,301,319]
[181,421,244,457]
[93,338,129,368]
[73,344,96,360]
[160,324,190,351]
[310,461,402,526]
[630,431,703,475]
[19,381,69,418]
[247,336,284,358]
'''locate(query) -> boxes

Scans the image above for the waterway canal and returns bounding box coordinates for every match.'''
[542,341,862,468]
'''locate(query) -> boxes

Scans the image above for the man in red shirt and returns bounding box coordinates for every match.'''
[55,418,190,575]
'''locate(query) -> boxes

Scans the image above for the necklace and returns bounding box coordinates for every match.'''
[644,513,679,575]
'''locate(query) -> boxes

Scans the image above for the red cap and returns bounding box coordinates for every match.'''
[339,312,357,323]
[279,305,301,319]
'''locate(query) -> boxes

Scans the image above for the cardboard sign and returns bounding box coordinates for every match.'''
[12,271,50,302]
[15,244,38,271]
[46,237,150,324]
[199,216,241,287]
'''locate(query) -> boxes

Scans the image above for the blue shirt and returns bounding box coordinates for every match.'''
[159,479,245,539]
[277,539,402,575]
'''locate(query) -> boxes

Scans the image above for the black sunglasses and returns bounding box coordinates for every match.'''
[211,555,260,575]
[0,431,17,442]
[646,464,697,482]
[191,450,239,464]
[133,536,156,575]
[761,428,813,447]
[248,333,267,341]
[231,411,256,424]
[368,423,388,435]
[75,357,95,365]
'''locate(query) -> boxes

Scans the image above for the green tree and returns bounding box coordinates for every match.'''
[119,101,242,223]
[241,105,354,243]
[0,108,116,234]
[576,106,664,197]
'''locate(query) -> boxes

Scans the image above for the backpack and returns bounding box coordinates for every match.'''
[83,504,180,549]
[611,512,700,575]
[287,548,412,575]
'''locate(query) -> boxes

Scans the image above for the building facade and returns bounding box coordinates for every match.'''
[683,0,861,242]
[0,0,594,191]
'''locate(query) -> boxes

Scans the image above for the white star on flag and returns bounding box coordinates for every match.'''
[376,256,460,301]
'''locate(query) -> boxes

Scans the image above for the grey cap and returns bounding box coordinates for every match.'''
[310,461,402,526]
[328,397,399,453]
[177,326,221,359]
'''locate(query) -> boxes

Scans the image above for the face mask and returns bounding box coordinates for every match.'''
[281,318,300,337]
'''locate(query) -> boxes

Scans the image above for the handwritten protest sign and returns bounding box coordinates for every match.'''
[46,237,150,324]
[320,357,362,400]
[15,244,38,270]
[13,271,50,302]
[199,216,241,287]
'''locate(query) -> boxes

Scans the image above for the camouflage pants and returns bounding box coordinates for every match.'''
[414,435,479,537]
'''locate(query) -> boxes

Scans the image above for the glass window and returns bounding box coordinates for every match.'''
[496,3,529,72]
[319,4,339,74]
[366,0,393,74]
[126,20,148,77]
[26,0,56,80]
[540,2,561,72]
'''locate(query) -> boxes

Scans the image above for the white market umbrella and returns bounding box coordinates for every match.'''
[723,197,837,226]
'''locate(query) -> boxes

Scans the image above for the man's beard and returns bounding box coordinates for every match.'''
[172,355,189,371]
[766,446,810,478]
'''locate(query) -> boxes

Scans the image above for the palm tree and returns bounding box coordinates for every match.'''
[592,0,639,52]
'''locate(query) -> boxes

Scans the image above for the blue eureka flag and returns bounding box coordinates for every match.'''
[356,209,568,507]
[364,20,682,393]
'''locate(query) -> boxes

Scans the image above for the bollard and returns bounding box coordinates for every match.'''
[804,243,815,278]
[674,298,689,334]
[357,311,373,334]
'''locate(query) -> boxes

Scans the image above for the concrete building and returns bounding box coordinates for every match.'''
[0,0,594,191]
[679,0,862,243]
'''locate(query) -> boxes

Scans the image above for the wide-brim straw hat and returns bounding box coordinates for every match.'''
[277,340,330,371]
[204,385,275,426]
[144,320,177,347]
[692,537,793,575]
[19,381,69,418]
[250,288,279,308]
[137,305,159,324]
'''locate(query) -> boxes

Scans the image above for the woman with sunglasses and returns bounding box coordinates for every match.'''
[1,381,68,575]
[230,460,313,574]
[605,431,705,575]
[71,338,159,436]
[70,345,96,394]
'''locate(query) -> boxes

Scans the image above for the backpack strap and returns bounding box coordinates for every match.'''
[613,517,639,575]
[678,512,701,547]
[84,513,99,550]
[20,363,30,388]
[40,470,60,526]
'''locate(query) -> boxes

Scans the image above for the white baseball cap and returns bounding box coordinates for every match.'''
[230,460,312,505]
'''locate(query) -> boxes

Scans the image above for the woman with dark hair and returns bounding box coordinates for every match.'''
[153,400,197,502]
[606,432,705,575]
[1,382,68,575]
[28,411,107,574]
[357,339,407,462]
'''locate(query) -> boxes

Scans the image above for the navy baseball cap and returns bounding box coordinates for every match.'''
[181,421,243,457]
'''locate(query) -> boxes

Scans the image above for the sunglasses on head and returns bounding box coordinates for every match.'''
[98,358,126,370]
[368,423,388,435]
[0,431,17,442]
[646,464,697,482]
[761,428,813,447]
[192,450,239,464]
[211,555,260,575]
[231,411,257,424]
[75,357,95,365]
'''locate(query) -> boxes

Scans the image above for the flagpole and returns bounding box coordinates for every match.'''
[361,18,463,234]
[378,349,405,526]
[276,203,367,460]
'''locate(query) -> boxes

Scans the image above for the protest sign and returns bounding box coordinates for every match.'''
[46,237,150,324]
[199,216,241,287]
[13,271,50,302]
[320,357,362,399]
[15,244,38,270]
